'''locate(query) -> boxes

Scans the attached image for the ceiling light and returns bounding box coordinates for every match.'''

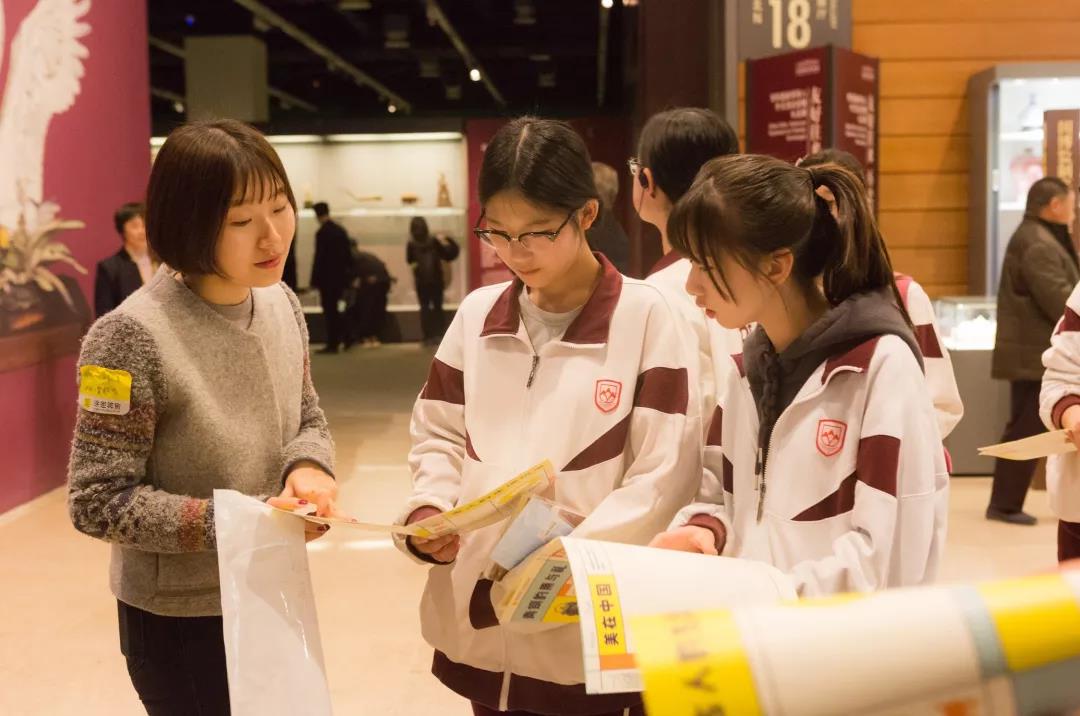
[601,0,614,8]
[469,68,481,82]
[388,103,398,114]
[172,101,185,113]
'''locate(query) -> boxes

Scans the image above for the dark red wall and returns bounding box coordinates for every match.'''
[0,0,151,514]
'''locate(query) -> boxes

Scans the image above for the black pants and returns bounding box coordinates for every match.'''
[989,380,1044,513]
[416,281,445,342]
[350,281,389,340]
[319,286,345,350]
[118,600,230,715]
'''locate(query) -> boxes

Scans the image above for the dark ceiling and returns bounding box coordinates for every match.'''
[148,0,636,133]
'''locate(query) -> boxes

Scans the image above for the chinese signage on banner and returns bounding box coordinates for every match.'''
[746,45,879,212]
[1044,109,1080,244]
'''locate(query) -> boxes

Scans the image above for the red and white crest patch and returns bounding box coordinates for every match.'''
[816,419,847,457]
[594,380,623,414]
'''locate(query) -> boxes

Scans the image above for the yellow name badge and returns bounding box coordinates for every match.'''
[79,366,133,416]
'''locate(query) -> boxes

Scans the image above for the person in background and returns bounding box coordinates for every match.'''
[346,241,392,348]
[798,148,964,443]
[990,177,1079,525]
[94,202,155,317]
[585,161,631,274]
[311,201,354,354]
[407,216,459,345]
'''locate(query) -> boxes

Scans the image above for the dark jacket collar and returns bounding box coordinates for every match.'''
[1030,214,1079,268]
[480,253,623,345]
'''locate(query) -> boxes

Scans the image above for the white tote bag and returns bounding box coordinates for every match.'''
[214,489,333,715]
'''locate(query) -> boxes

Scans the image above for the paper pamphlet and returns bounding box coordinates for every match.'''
[630,570,1080,716]
[489,495,584,573]
[979,430,1077,460]
[495,537,797,695]
[271,460,555,539]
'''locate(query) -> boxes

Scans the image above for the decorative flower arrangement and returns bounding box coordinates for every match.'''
[0,202,86,334]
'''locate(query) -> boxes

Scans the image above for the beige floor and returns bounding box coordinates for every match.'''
[0,344,1060,715]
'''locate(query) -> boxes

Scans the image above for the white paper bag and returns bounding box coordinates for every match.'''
[214,489,333,716]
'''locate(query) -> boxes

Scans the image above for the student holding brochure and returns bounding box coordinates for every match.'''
[395,117,701,716]
[650,154,949,597]
[1039,280,1080,562]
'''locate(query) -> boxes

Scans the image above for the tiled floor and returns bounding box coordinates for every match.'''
[0,344,1059,715]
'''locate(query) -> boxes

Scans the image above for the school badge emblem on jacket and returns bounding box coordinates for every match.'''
[816,419,847,457]
[594,380,622,413]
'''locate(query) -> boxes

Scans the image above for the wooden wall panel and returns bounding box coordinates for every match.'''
[880,98,968,137]
[854,22,1080,61]
[850,0,1080,295]
[880,136,968,174]
[878,174,968,211]
[890,248,969,284]
[879,60,990,98]
[878,210,968,248]
[854,0,1080,24]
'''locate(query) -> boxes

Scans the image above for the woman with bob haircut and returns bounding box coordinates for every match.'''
[67,119,338,714]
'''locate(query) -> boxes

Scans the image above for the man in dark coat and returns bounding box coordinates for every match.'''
[990,176,1080,525]
[311,201,354,354]
[94,202,154,317]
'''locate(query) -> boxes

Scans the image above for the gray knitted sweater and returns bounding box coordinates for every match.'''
[67,268,335,617]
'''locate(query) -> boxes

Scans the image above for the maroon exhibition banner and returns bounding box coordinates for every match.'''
[747,45,880,212]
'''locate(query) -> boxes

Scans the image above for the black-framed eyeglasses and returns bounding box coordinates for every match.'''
[473,208,577,250]
[627,157,642,177]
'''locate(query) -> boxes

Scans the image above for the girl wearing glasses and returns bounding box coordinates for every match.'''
[394,117,701,716]
[650,154,948,597]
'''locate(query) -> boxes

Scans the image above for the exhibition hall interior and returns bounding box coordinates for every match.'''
[2,1,1080,714]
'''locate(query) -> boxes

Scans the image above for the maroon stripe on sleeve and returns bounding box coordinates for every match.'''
[856,434,901,497]
[793,473,856,521]
[419,358,465,405]
[562,414,631,472]
[1052,395,1080,429]
[706,405,723,446]
[1058,307,1080,335]
[793,435,900,521]
[914,324,944,359]
[686,514,727,553]
[633,367,689,415]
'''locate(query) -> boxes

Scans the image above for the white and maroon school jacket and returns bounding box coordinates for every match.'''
[673,335,950,598]
[895,273,964,439]
[646,252,745,419]
[1040,283,1080,522]
[396,255,702,713]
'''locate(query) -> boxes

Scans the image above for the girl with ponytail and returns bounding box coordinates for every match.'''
[650,153,949,597]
